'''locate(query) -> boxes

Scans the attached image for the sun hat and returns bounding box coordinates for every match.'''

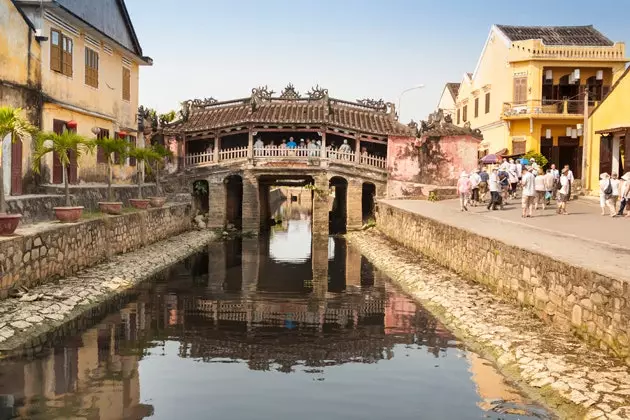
[600,173,610,180]
[460,171,468,177]
[622,172,630,181]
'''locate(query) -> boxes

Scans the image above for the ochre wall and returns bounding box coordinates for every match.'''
[0,0,41,87]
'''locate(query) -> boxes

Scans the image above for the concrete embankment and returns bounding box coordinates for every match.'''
[374,200,630,364]
[348,230,630,420]
[0,203,192,298]
[0,229,217,357]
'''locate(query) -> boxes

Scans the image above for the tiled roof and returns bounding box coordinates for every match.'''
[171,98,413,137]
[496,25,614,46]
[445,83,460,101]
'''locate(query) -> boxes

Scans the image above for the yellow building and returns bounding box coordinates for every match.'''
[455,25,627,180]
[586,67,630,193]
[1,0,151,191]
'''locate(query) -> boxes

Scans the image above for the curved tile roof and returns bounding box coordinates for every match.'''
[496,25,614,47]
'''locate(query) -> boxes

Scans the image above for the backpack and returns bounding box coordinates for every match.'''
[604,180,613,196]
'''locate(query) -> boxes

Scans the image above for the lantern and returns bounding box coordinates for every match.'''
[118,131,128,138]
[66,120,78,129]
[91,127,101,136]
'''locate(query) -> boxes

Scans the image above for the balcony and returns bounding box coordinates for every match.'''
[184,146,387,171]
[508,40,627,63]
[502,99,597,120]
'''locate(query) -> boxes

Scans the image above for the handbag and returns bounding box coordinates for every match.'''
[545,191,552,200]
[604,180,613,196]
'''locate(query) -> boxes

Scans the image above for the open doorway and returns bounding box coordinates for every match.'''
[329,176,348,234]
[225,175,243,229]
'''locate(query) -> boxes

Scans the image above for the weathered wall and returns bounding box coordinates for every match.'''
[42,184,157,211]
[0,203,191,298]
[5,194,68,224]
[376,201,630,360]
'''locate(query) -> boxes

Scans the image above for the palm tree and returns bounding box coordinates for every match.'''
[32,131,95,206]
[149,143,173,196]
[127,146,160,200]
[0,106,37,214]
[93,136,129,202]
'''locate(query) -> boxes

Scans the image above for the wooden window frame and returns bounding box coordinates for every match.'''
[456,108,461,125]
[51,29,73,77]
[50,29,62,73]
[462,105,468,122]
[85,47,99,88]
[96,128,110,164]
[485,92,491,114]
[513,76,527,104]
[474,98,479,118]
[122,67,131,101]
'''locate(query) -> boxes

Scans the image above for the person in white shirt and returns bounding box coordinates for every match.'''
[521,167,536,217]
[253,137,264,156]
[534,172,548,211]
[543,169,555,205]
[557,168,570,215]
[530,158,539,175]
[599,172,619,216]
[486,169,503,210]
[564,165,575,200]
[515,159,523,182]
[469,169,481,206]
[616,172,630,217]
[499,158,509,171]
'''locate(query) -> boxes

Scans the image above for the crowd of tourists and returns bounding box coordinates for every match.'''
[456,157,630,219]
[252,137,372,161]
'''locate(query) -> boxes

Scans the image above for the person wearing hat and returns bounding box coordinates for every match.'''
[557,167,570,214]
[599,172,616,216]
[457,171,471,211]
[616,172,630,217]
[469,169,481,206]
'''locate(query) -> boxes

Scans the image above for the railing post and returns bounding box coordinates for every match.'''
[320,131,327,159]
[355,137,361,163]
[247,128,253,159]
[563,100,568,114]
[214,134,220,163]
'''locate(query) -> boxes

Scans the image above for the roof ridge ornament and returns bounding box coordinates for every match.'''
[356,98,388,112]
[180,97,218,121]
[250,85,274,113]
[279,83,301,100]
[306,85,329,101]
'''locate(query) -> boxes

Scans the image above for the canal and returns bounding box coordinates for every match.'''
[0,200,552,419]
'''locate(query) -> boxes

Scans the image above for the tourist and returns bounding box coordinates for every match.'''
[543,169,554,206]
[308,139,319,157]
[616,172,630,217]
[498,170,510,203]
[564,165,574,200]
[287,137,297,149]
[508,167,519,199]
[327,142,337,159]
[534,170,547,211]
[530,158,539,176]
[557,168,570,215]
[253,137,264,156]
[516,159,523,183]
[499,158,509,171]
[339,139,352,158]
[550,164,560,199]
[478,168,489,203]
[611,173,621,214]
[487,169,502,210]
[599,173,616,216]
[469,169,481,206]
[521,167,536,218]
[457,171,471,212]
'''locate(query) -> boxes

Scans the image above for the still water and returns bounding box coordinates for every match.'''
[0,201,552,419]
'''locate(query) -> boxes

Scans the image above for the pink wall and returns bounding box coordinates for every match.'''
[434,135,480,180]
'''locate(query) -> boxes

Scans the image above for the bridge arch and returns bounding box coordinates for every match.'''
[362,182,376,223]
[224,174,243,229]
[329,176,348,234]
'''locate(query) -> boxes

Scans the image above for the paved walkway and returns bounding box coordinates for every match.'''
[382,197,630,283]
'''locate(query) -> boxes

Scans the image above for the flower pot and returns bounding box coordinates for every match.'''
[149,197,166,208]
[53,206,83,223]
[0,213,22,236]
[98,202,123,215]
[129,199,150,209]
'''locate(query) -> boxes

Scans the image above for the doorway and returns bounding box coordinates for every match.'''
[558,137,581,179]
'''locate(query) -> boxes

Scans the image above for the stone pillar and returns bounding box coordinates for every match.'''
[311,174,329,237]
[247,128,254,159]
[207,177,226,229]
[320,131,327,158]
[346,179,363,230]
[311,234,329,299]
[241,171,260,232]
[213,135,220,163]
[258,184,270,228]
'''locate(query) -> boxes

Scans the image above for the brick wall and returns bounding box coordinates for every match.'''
[0,203,191,298]
[376,201,630,360]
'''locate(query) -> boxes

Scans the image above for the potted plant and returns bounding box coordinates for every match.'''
[147,143,173,207]
[127,146,159,209]
[0,106,37,235]
[32,130,95,222]
[93,135,129,214]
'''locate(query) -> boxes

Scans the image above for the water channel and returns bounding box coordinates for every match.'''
[0,199,552,419]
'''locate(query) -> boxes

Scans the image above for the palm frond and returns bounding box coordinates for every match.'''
[94,136,129,165]
[32,130,95,173]
[128,146,161,174]
[0,106,37,142]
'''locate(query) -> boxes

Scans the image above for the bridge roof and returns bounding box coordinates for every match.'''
[166,84,414,138]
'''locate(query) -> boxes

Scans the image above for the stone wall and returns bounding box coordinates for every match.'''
[375,201,630,360]
[0,203,191,298]
[5,194,68,225]
[41,184,158,211]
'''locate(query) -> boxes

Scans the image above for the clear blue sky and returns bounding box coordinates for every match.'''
[126,0,630,124]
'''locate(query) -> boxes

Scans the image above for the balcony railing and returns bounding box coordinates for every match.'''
[185,145,387,170]
[502,99,598,117]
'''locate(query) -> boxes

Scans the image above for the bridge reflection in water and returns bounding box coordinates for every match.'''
[0,211,550,419]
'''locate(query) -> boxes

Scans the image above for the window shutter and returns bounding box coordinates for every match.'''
[474,98,479,118]
[62,36,73,77]
[85,48,99,88]
[122,67,131,100]
[513,77,527,103]
[463,105,468,122]
[457,109,460,125]
[485,92,491,113]
[50,30,62,72]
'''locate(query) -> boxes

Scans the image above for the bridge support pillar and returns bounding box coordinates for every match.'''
[242,172,260,233]
[346,179,363,230]
[311,234,329,299]
[207,178,226,229]
[311,174,329,237]
[345,243,362,289]
[241,237,260,298]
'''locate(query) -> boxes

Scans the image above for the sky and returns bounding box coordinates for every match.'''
[126,0,630,124]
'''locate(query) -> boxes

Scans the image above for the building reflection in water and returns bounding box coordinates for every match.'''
[0,200,460,419]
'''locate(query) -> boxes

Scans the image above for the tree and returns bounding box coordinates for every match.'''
[93,136,128,202]
[524,150,549,169]
[0,106,37,214]
[148,143,173,195]
[127,146,160,199]
[32,131,95,206]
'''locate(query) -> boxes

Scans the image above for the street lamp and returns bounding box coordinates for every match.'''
[397,84,425,119]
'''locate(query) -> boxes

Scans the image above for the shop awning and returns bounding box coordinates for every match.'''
[494,148,509,156]
[595,126,630,135]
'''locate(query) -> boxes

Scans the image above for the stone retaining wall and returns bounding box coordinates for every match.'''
[42,184,158,211]
[375,201,630,361]
[0,203,191,298]
[5,195,68,225]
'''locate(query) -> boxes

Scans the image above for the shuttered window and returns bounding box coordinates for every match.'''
[513,77,527,104]
[456,108,460,125]
[512,140,526,155]
[96,128,110,164]
[485,92,491,114]
[462,105,468,122]
[85,48,99,88]
[128,135,137,166]
[122,67,131,101]
[51,29,73,76]
[474,98,479,118]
